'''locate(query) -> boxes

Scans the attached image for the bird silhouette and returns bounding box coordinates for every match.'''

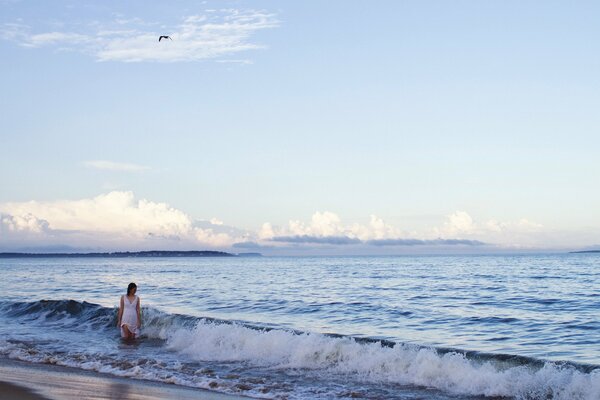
[158,35,172,42]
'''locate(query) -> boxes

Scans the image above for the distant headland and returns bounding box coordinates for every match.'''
[569,250,600,254]
[0,251,262,258]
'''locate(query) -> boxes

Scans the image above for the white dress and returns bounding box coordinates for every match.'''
[120,295,140,337]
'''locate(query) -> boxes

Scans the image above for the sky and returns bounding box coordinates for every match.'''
[1,1,599,255]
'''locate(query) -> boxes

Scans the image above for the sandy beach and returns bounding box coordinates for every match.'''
[0,358,245,400]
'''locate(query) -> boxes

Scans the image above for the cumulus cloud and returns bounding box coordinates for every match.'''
[440,211,476,236]
[1,213,50,234]
[258,211,554,250]
[433,211,545,247]
[264,212,486,247]
[0,191,243,249]
[260,212,404,242]
[194,227,236,247]
[258,222,276,240]
[84,160,150,172]
[0,192,559,253]
[484,218,543,233]
[1,9,278,63]
[350,215,402,241]
[1,191,190,236]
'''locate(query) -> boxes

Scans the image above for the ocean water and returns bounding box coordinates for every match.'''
[0,254,599,399]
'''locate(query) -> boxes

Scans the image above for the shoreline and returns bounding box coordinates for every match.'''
[0,358,247,400]
[0,250,239,258]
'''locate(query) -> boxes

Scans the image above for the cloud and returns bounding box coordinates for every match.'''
[1,191,190,236]
[84,160,150,172]
[1,9,278,63]
[433,211,546,248]
[271,235,362,245]
[257,210,561,251]
[215,59,253,65]
[232,241,273,250]
[484,218,543,233]
[0,193,569,253]
[25,32,90,47]
[439,211,476,236]
[366,238,486,246]
[260,211,489,248]
[260,212,404,242]
[350,215,402,241]
[1,213,50,234]
[193,227,236,247]
[285,211,345,237]
[0,191,245,249]
[435,211,544,239]
[258,222,275,240]
[0,22,28,41]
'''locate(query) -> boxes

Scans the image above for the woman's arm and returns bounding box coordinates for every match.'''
[136,297,142,328]
[117,295,123,327]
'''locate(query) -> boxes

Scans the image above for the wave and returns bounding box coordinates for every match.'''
[0,299,115,329]
[165,321,600,399]
[1,299,599,400]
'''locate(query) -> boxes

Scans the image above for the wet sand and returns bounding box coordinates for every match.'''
[0,358,246,400]
[0,380,50,400]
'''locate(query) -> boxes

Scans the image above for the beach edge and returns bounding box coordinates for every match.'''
[0,358,247,400]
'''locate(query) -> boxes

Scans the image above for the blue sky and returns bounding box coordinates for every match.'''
[1,1,599,254]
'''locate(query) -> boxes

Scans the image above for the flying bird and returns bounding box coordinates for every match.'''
[158,35,172,42]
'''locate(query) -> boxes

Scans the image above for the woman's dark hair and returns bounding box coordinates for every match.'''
[127,282,137,295]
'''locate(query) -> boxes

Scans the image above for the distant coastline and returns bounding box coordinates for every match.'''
[569,250,600,254]
[0,250,261,258]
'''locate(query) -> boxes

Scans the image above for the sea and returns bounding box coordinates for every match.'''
[0,254,599,399]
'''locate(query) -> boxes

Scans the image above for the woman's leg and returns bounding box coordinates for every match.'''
[122,324,133,339]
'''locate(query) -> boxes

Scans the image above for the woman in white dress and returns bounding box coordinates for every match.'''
[117,282,141,339]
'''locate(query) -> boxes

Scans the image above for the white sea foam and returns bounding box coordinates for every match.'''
[164,320,600,400]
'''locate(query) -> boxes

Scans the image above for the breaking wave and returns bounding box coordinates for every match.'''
[1,299,599,400]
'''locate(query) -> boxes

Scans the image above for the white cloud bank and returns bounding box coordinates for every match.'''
[259,212,404,242]
[433,211,546,248]
[1,9,278,62]
[0,192,245,250]
[258,210,595,251]
[0,191,593,253]
[258,211,504,247]
[1,213,49,234]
